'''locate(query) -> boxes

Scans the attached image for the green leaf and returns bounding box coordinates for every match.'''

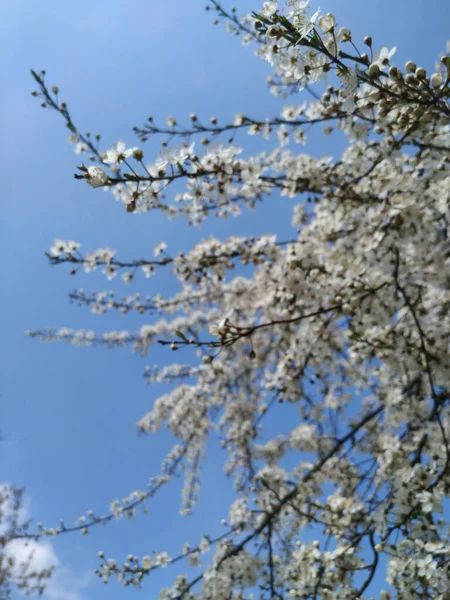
[175,330,188,342]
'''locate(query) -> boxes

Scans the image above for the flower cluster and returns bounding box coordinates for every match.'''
[26,1,450,599]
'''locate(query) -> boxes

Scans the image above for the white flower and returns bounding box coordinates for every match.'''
[260,1,278,18]
[335,26,351,42]
[277,124,290,146]
[209,309,234,337]
[187,551,201,567]
[103,140,137,164]
[68,132,80,144]
[122,272,134,284]
[295,8,320,40]
[87,166,108,187]
[103,264,117,280]
[66,240,80,253]
[142,555,152,570]
[153,242,167,256]
[49,238,68,257]
[142,264,155,278]
[317,13,336,33]
[372,46,396,70]
[74,141,87,154]
[160,142,195,166]
[155,551,170,567]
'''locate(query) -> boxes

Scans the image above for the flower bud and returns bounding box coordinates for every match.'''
[86,166,108,188]
[368,64,380,77]
[415,67,426,79]
[405,73,418,86]
[132,148,144,161]
[405,61,416,73]
[267,26,280,38]
[389,66,400,80]
[363,36,372,46]
[430,72,443,88]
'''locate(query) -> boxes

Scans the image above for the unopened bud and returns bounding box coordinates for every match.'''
[389,66,400,79]
[132,148,144,161]
[368,64,380,77]
[405,61,416,73]
[363,36,372,46]
[51,85,59,94]
[430,72,443,88]
[267,26,280,38]
[440,55,450,70]
[405,73,418,86]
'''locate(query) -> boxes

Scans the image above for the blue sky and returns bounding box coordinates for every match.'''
[1,1,449,598]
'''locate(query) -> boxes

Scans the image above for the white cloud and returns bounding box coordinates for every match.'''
[7,538,91,600]
[6,538,57,571]
[2,484,92,600]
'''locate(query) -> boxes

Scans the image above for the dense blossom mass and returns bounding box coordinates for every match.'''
[16,0,450,598]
